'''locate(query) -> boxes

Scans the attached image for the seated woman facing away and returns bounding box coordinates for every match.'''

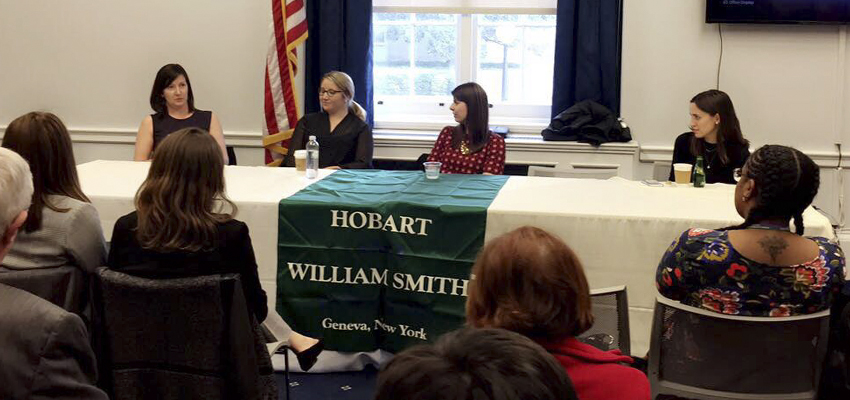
[427,82,505,175]
[134,63,228,163]
[282,70,372,169]
[109,127,322,370]
[670,89,750,184]
[466,226,650,400]
[657,145,845,316]
[1,112,106,272]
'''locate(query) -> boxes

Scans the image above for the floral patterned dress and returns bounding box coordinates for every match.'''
[656,228,846,316]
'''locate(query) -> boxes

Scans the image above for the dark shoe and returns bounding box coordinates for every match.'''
[294,340,324,371]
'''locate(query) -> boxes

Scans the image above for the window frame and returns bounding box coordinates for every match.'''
[372,7,557,134]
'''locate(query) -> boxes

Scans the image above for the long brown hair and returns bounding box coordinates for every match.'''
[451,82,490,153]
[135,128,236,252]
[1,112,90,233]
[466,226,593,341]
[690,90,749,164]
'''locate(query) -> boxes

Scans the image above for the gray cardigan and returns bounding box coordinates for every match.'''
[1,195,106,273]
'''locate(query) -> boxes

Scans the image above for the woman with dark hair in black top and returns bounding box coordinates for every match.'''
[134,64,228,163]
[669,90,750,184]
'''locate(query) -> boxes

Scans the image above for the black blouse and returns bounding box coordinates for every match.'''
[669,132,750,184]
[151,110,212,151]
[107,211,268,322]
[282,112,373,169]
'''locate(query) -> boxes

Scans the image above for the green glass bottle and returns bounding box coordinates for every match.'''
[693,156,706,188]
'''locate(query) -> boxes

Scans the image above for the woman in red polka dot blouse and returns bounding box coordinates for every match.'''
[426,83,506,175]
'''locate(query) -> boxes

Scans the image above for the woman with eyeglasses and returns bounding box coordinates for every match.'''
[282,71,373,169]
[669,89,749,184]
[134,64,228,163]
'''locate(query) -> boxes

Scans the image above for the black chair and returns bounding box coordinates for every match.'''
[93,268,276,399]
[818,294,850,399]
[578,285,631,355]
[227,146,237,166]
[0,265,88,317]
[649,294,830,400]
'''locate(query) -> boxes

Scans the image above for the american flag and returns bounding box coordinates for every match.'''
[262,0,308,166]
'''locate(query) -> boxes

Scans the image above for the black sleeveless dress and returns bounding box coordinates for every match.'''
[151,110,212,151]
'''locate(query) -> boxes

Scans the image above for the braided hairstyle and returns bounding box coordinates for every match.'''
[722,145,819,235]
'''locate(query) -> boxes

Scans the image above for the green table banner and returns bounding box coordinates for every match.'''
[276,170,508,352]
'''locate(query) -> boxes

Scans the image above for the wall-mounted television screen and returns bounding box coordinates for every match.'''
[706,0,850,24]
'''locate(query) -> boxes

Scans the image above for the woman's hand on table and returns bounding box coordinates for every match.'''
[324,166,342,170]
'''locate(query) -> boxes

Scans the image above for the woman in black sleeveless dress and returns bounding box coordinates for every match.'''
[134,64,228,163]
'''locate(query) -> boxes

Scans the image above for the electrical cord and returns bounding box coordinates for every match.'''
[838,143,844,230]
[717,24,723,90]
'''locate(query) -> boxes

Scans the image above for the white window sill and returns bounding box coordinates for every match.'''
[374,114,549,135]
[373,128,640,155]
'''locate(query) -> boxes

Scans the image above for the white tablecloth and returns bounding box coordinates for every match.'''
[484,176,833,355]
[78,161,834,358]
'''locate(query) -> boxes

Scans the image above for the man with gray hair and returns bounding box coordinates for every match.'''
[0,147,107,399]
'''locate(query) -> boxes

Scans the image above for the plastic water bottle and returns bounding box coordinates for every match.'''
[306,135,319,179]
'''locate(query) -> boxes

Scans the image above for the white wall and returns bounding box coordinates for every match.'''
[0,0,272,136]
[623,0,846,151]
[1,0,848,230]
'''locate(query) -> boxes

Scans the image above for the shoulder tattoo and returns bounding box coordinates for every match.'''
[758,234,789,264]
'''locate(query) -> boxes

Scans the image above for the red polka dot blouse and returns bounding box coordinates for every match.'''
[426,126,506,175]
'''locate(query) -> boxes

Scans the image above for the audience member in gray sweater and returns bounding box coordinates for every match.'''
[0,112,106,273]
[0,146,107,399]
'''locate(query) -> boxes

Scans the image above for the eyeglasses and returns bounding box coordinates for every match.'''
[319,89,342,98]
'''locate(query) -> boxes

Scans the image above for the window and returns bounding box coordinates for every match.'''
[372,8,557,133]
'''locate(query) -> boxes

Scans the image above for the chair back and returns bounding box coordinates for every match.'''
[648,294,830,400]
[527,166,618,179]
[0,266,88,317]
[93,268,275,400]
[226,146,237,166]
[578,285,630,355]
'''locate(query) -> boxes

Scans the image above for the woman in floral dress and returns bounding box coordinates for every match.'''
[656,145,845,316]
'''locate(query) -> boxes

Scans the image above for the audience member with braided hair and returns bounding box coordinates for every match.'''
[657,145,845,316]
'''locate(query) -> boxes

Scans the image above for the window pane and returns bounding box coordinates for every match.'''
[374,13,410,22]
[373,13,458,100]
[375,73,411,96]
[414,72,454,96]
[415,13,456,22]
[414,25,456,68]
[476,14,556,105]
[374,25,411,67]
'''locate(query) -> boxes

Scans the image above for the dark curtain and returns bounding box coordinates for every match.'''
[305,0,374,126]
[551,0,623,118]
